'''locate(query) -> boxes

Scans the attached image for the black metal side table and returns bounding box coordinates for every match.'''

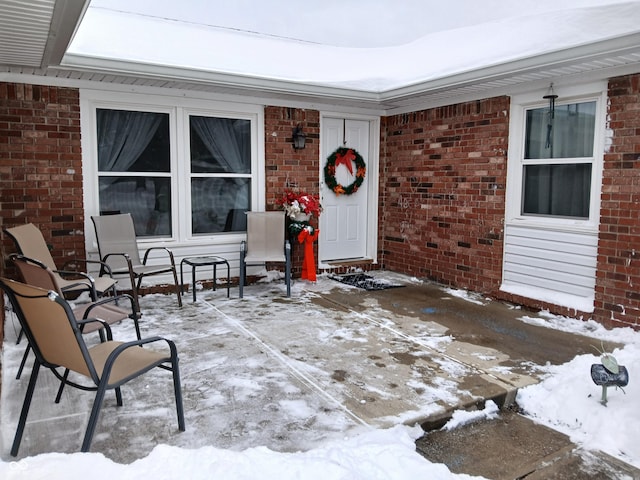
[180,256,230,301]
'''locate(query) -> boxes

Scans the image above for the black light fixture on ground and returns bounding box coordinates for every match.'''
[590,347,629,406]
[292,125,306,149]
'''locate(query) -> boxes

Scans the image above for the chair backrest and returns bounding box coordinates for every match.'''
[91,214,143,268]
[4,224,58,270]
[0,278,93,378]
[245,212,286,262]
[10,254,63,295]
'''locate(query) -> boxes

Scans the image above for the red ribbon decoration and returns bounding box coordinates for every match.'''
[334,149,356,175]
[298,227,319,282]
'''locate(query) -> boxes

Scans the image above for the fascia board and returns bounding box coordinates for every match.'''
[59,53,383,102]
[41,0,90,67]
[57,31,640,112]
[379,31,640,102]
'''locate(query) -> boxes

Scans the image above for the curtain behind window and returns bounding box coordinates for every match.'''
[189,116,251,234]
[96,109,171,236]
[97,109,164,171]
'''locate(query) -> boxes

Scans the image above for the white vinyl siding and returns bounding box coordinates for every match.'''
[501,225,597,312]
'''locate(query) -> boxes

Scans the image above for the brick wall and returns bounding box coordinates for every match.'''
[0,82,84,345]
[380,98,510,294]
[0,83,85,273]
[595,74,640,328]
[264,106,321,276]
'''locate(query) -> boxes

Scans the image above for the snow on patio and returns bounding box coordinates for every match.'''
[1,271,639,478]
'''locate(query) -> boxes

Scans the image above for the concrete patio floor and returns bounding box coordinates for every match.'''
[1,272,637,478]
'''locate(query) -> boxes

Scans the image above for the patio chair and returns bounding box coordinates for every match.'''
[10,254,141,383]
[4,223,117,300]
[91,213,182,315]
[0,277,185,456]
[239,211,291,298]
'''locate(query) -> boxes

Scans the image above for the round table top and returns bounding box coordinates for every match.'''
[181,256,228,265]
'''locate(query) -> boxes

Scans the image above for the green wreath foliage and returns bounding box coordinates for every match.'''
[324,147,366,196]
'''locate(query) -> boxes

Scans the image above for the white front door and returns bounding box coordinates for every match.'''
[319,117,370,262]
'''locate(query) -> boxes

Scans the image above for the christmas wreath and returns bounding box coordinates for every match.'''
[324,147,366,196]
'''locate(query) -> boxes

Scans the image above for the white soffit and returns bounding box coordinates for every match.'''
[0,0,88,68]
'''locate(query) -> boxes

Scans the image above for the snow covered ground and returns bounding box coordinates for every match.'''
[1,272,638,479]
[516,313,639,469]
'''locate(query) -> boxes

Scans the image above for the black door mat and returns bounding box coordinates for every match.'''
[329,273,405,291]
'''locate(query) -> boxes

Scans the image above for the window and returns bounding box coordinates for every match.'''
[521,101,596,219]
[84,91,263,246]
[97,109,172,236]
[189,116,251,234]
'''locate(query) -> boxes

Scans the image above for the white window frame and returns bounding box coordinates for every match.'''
[80,89,265,252]
[505,82,607,233]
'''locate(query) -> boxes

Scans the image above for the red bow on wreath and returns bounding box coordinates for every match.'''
[334,149,356,175]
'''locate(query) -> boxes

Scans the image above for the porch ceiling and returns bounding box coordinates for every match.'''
[2,1,640,114]
[0,0,88,69]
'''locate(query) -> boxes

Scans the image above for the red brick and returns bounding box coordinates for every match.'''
[0,82,85,276]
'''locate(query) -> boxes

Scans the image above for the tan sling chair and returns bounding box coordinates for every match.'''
[0,277,185,456]
[239,211,291,298]
[4,223,117,300]
[10,254,141,386]
[91,213,182,316]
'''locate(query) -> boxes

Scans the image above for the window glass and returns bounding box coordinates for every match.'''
[521,100,596,219]
[99,177,172,235]
[189,115,252,235]
[522,164,592,218]
[191,178,250,233]
[524,101,596,159]
[96,109,171,237]
[190,116,251,174]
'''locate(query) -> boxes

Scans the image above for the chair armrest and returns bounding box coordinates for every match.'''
[102,252,134,273]
[102,336,179,385]
[82,293,141,340]
[62,258,114,277]
[55,269,98,299]
[55,268,94,282]
[142,247,176,266]
[77,318,113,340]
[81,293,137,319]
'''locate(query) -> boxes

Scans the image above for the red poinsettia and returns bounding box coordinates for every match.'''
[277,190,323,218]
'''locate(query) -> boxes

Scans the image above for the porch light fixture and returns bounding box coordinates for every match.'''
[543,83,558,118]
[292,125,306,150]
[543,83,558,150]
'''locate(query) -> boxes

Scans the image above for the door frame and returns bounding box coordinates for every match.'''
[318,111,380,269]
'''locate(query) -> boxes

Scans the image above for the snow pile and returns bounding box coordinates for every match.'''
[0,426,484,480]
[517,334,640,468]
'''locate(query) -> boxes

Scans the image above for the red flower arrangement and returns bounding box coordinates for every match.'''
[277,190,323,219]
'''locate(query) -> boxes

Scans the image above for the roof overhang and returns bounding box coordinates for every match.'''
[2,1,640,114]
[0,0,89,69]
[50,31,640,113]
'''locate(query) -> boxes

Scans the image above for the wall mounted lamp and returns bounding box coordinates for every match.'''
[543,83,559,150]
[292,125,306,150]
[543,83,558,118]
